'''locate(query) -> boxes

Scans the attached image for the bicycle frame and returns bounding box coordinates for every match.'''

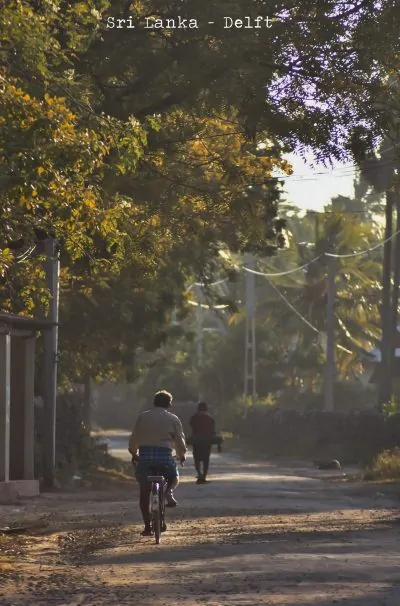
[132,455,184,544]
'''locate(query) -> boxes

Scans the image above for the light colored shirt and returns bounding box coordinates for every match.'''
[128,407,187,458]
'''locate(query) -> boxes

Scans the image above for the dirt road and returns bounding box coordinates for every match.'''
[1,451,400,605]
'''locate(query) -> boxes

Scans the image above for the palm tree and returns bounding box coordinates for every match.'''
[358,137,399,406]
[254,204,383,384]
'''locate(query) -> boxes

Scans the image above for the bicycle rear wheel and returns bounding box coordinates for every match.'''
[150,484,162,544]
[153,508,161,544]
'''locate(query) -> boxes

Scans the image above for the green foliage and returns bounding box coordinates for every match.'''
[1,0,399,389]
[264,201,383,378]
[94,0,396,159]
[133,186,386,417]
[0,0,290,382]
[34,390,98,481]
[364,448,400,481]
[382,396,400,417]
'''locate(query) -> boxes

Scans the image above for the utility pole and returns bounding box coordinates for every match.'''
[390,187,400,389]
[243,253,257,405]
[42,238,60,489]
[379,190,394,409]
[195,285,204,401]
[324,254,336,412]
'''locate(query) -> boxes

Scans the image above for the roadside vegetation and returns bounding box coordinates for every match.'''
[364,448,400,482]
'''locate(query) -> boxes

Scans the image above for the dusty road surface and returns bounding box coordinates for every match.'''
[1,450,400,606]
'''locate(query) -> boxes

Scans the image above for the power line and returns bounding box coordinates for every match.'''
[188,262,354,355]
[185,277,230,293]
[16,245,37,263]
[266,278,319,334]
[187,300,229,309]
[187,222,398,296]
[244,227,400,278]
[274,158,398,182]
[326,228,400,258]
[263,278,352,354]
[244,255,322,278]
[274,143,399,181]
[193,278,229,288]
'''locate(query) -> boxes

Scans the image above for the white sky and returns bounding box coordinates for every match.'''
[280,152,356,211]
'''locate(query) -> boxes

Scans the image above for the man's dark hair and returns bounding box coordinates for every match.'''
[154,390,173,408]
[198,401,208,412]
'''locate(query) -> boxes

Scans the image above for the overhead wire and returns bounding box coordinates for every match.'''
[193,278,229,288]
[187,271,353,355]
[187,300,229,309]
[186,224,397,356]
[265,277,352,354]
[185,277,230,295]
[243,226,400,278]
[272,152,399,183]
[326,228,400,258]
[16,245,37,263]
[265,278,319,334]
[187,223,398,290]
[243,255,322,278]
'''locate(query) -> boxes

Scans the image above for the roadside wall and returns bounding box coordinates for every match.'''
[230,407,400,463]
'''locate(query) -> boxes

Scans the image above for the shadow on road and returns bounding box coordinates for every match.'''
[2,451,400,606]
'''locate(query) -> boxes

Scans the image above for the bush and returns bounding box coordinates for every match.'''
[364,447,400,481]
[34,390,103,482]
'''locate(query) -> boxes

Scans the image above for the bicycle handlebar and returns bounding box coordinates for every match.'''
[131,454,185,465]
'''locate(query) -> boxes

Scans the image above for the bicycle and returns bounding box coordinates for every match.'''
[133,456,184,545]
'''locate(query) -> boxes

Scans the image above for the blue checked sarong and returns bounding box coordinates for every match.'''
[135,446,178,480]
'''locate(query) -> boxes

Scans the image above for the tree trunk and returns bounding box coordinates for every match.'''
[379,190,394,409]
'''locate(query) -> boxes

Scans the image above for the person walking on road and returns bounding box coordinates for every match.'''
[189,402,216,484]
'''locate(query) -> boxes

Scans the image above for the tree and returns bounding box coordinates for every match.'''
[356,136,400,406]
[131,199,386,414]
[270,208,382,356]
[0,1,289,382]
[0,1,150,313]
[87,1,394,155]
[2,0,400,385]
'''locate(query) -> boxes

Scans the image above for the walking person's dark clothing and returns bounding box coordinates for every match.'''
[192,441,212,480]
[189,402,215,484]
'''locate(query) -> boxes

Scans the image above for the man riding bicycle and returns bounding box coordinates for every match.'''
[128,390,187,536]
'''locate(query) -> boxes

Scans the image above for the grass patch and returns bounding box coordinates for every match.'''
[80,454,133,489]
[0,536,14,567]
[364,447,400,481]
[0,534,26,581]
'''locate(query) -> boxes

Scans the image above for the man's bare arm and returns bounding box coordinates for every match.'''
[128,415,141,455]
[173,417,187,459]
